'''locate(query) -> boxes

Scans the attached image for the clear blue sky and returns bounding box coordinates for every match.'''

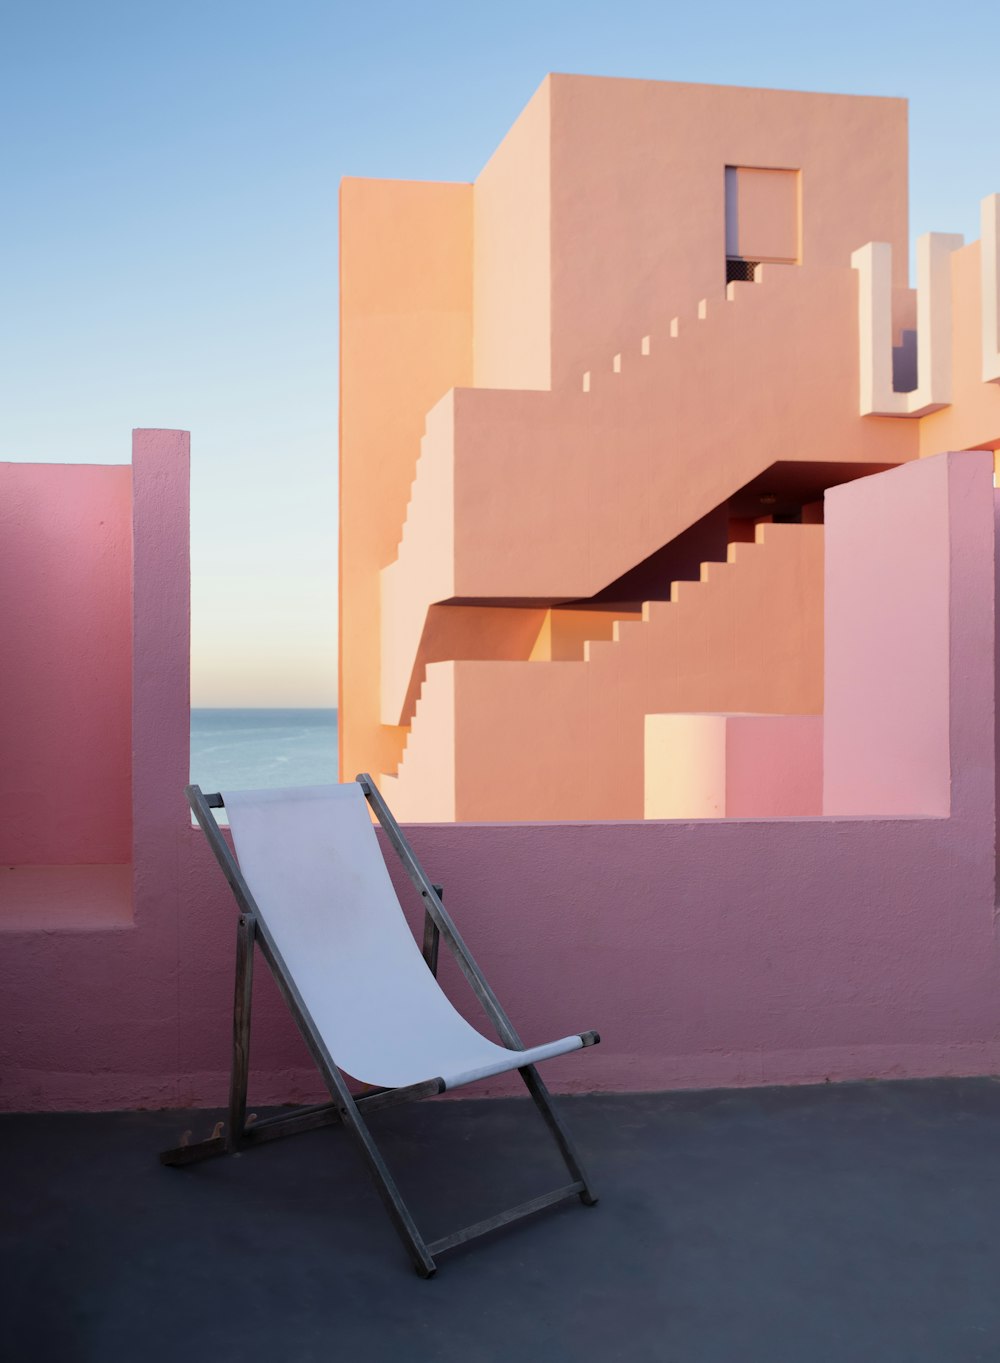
[2,0,996,704]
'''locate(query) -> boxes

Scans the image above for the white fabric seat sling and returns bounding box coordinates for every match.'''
[162,774,599,1276]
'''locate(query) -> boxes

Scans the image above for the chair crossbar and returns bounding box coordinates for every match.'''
[160,1077,449,1168]
[427,1181,586,1258]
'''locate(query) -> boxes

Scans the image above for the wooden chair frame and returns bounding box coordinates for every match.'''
[161,774,599,1276]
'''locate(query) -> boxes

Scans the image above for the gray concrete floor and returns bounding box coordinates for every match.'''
[3,1078,1000,1362]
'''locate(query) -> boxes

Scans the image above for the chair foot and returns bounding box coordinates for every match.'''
[160,1130,228,1167]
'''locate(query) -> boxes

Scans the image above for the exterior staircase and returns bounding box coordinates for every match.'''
[382,522,824,821]
[381,262,914,729]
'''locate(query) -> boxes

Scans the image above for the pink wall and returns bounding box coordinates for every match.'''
[0,432,192,1104]
[2,447,999,1110]
[0,462,132,865]
[824,456,956,815]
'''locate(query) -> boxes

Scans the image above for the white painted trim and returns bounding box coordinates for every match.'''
[851,232,963,417]
[851,242,905,416]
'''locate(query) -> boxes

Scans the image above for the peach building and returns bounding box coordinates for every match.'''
[339,74,1000,821]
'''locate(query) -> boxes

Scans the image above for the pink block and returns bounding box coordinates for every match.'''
[645,713,823,818]
[726,714,823,816]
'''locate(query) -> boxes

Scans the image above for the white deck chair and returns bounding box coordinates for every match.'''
[162,775,599,1276]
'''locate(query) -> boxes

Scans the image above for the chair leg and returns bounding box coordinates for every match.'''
[227,912,255,1153]
[325,1068,438,1278]
[160,912,256,1167]
[519,1064,599,1205]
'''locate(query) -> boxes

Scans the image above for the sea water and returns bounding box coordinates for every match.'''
[190,709,339,793]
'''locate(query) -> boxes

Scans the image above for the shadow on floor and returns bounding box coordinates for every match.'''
[3,1077,1000,1362]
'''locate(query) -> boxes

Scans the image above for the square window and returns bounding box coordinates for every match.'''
[725,166,800,264]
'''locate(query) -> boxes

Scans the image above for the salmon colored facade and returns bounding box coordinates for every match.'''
[340,74,1000,821]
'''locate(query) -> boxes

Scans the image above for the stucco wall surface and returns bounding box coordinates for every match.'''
[0,462,132,866]
[2,450,999,1111]
[344,77,919,813]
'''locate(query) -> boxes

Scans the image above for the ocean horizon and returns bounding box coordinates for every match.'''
[190,707,339,793]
